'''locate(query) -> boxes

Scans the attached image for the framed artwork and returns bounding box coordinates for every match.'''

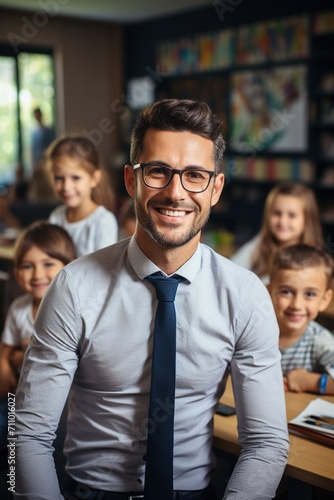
[230,64,308,153]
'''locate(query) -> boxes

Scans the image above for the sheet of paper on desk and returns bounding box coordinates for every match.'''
[288,398,334,445]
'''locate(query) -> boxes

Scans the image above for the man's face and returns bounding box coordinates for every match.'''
[125,129,224,250]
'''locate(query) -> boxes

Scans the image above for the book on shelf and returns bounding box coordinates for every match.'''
[313,10,334,35]
[321,74,334,93]
[288,397,334,447]
[320,99,334,124]
[267,15,309,61]
[228,157,314,182]
[320,132,334,159]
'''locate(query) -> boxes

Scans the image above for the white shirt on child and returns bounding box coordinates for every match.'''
[280,320,334,379]
[230,235,269,284]
[1,294,33,346]
[49,204,118,257]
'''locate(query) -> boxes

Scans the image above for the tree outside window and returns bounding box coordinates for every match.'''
[0,48,55,185]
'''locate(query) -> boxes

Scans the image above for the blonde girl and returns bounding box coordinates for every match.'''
[231,182,323,283]
[47,135,118,256]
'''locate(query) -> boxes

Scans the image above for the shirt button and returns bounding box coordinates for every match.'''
[137,478,143,484]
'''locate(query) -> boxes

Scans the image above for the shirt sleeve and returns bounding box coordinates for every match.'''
[13,270,79,500]
[315,327,334,379]
[223,276,289,500]
[48,208,58,224]
[2,301,21,346]
[94,209,119,250]
[229,235,260,269]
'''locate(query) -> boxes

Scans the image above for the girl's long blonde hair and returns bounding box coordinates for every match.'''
[45,135,116,212]
[251,182,323,278]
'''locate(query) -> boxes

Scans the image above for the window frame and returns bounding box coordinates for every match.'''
[0,43,55,184]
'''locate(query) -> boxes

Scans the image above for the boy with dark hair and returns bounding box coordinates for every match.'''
[268,243,334,395]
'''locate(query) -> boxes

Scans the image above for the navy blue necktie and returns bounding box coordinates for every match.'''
[144,272,182,500]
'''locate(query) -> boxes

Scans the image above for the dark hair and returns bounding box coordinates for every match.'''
[46,135,116,212]
[270,244,334,289]
[130,99,226,174]
[14,221,77,268]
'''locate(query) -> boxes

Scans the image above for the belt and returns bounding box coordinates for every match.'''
[64,490,209,500]
[64,477,215,500]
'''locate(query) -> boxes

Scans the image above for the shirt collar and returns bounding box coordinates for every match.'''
[127,236,202,283]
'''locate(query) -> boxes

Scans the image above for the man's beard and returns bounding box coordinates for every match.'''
[134,198,210,248]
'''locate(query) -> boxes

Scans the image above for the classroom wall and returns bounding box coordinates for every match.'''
[0,8,124,168]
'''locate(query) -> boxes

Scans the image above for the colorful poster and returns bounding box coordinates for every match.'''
[230,65,307,153]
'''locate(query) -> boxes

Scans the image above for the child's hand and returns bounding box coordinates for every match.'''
[21,339,29,351]
[283,376,289,392]
[284,368,318,393]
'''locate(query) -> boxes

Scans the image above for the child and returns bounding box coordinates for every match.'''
[0,221,77,394]
[231,182,323,284]
[268,243,334,395]
[0,221,76,448]
[46,135,119,256]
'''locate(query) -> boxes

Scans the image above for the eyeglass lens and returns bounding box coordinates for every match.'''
[143,164,212,192]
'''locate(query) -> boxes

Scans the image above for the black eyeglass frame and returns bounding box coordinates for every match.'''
[133,162,216,193]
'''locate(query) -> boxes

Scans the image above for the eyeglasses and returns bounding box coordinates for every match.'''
[133,162,216,193]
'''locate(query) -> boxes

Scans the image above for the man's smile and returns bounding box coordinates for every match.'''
[158,208,188,217]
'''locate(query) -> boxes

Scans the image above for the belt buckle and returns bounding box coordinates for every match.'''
[128,496,144,500]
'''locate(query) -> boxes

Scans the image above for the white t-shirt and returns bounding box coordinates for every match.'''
[49,205,118,257]
[230,234,269,284]
[1,294,34,346]
[230,234,260,269]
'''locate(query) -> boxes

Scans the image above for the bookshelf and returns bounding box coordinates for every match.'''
[309,13,334,244]
[154,10,334,248]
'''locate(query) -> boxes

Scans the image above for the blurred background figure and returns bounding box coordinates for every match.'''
[31,107,55,172]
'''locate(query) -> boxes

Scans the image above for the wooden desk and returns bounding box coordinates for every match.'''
[213,378,334,492]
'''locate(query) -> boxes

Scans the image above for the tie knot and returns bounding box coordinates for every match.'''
[146,272,181,302]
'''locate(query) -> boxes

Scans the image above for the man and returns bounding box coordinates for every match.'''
[14,99,289,499]
[31,107,55,170]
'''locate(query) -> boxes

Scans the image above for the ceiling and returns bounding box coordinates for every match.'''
[0,0,213,23]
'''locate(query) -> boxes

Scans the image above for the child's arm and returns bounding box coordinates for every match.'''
[284,368,334,395]
[0,343,19,397]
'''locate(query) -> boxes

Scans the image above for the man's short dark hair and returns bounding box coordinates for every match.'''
[130,99,225,174]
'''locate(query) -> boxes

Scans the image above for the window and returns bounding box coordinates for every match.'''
[0,46,55,185]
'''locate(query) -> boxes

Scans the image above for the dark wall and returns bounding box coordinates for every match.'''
[125,0,330,80]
